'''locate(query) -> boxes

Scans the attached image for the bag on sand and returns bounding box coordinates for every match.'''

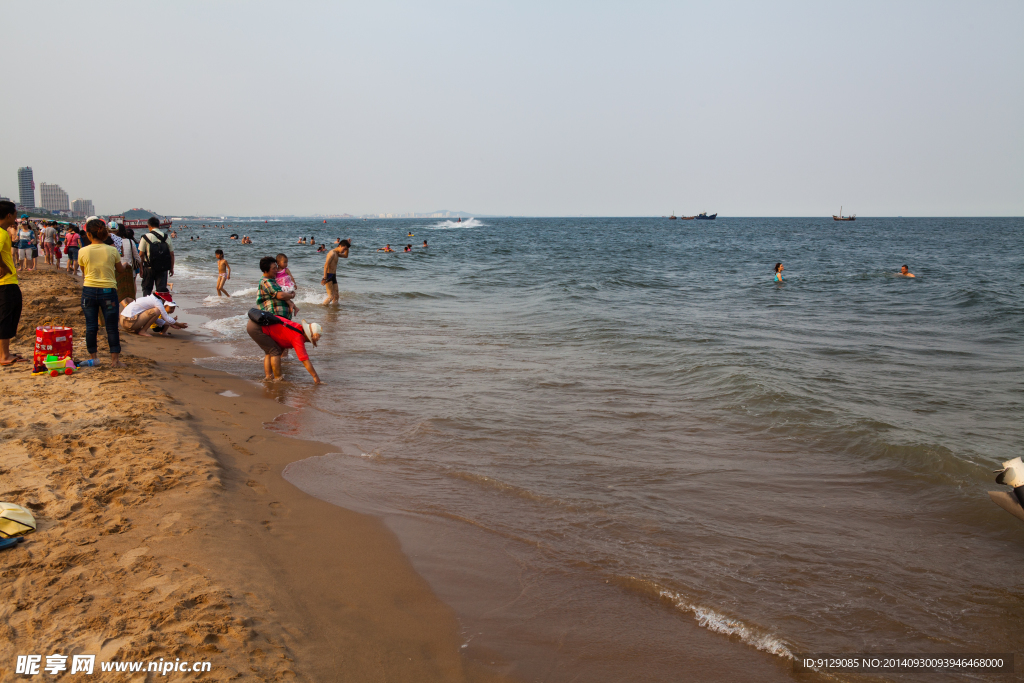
[248,308,280,327]
[143,231,172,271]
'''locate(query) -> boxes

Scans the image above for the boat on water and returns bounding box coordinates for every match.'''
[108,214,173,229]
[667,212,677,220]
[833,206,855,221]
[678,215,695,220]
[695,212,717,220]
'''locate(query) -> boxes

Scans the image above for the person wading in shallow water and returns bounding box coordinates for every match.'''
[321,240,349,305]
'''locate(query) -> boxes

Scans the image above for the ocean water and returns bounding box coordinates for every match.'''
[169,217,1023,681]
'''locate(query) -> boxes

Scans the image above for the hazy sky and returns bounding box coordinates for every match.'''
[4,1,1022,216]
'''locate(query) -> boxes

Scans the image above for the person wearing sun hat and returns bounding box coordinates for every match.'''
[246,314,323,384]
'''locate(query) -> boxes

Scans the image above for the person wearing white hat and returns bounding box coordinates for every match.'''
[118,292,188,337]
[246,315,323,384]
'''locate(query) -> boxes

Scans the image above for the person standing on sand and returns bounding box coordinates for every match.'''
[139,216,174,296]
[215,249,231,296]
[115,223,139,301]
[0,201,25,367]
[42,222,57,267]
[321,239,349,305]
[65,227,82,276]
[79,217,127,368]
[16,220,34,271]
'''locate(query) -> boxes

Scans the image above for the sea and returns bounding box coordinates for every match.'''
[166,217,1023,682]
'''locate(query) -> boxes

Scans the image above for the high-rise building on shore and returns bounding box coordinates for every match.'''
[72,198,95,217]
[18,167,35,209]
[40,183,70,213]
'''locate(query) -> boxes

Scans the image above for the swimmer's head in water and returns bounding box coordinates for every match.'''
[774,262,783,273]
[901,265,910,274]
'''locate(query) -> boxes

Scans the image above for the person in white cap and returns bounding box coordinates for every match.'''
[118,292,188,337]
[245,315,322,384]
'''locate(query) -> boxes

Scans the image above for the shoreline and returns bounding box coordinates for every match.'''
[0,269,509,682]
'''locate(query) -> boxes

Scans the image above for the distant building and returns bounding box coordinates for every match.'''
[18,167,35,209]
[40,183,70,213]
[72,198,95,217]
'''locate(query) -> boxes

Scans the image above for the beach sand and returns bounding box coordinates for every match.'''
[0,270,510,682]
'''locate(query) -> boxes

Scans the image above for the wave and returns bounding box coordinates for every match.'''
[610,576,794,659]
[172,264,216,281]
[202,287,258,305]
[200,314,249,337]
[426,217,485,229]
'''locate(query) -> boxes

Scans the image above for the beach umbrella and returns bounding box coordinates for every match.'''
[0,502,36,538]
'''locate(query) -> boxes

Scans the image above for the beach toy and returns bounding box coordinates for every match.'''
[0,537,25,551]
[0,502,36,539]
[33,326,73,368]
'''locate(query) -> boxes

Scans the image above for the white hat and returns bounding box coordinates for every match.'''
[85,215,105,224]
[301,320,322,347]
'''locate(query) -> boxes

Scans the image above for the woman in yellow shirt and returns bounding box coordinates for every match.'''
[78,217,127,368]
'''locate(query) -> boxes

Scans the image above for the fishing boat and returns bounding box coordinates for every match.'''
[833,206,855,221]
[667,212,677,220]
[679,215,695,220]
[695,212,717,220]
[108,214,173,229]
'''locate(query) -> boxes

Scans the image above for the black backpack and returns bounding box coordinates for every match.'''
[248,308,281,326]
[143,231,173,271]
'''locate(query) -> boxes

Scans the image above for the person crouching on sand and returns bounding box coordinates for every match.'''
[79,217,128,368]
[246,315,323,384]
[119,293,188,336]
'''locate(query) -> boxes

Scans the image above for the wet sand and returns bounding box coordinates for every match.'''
[0,270,508,682]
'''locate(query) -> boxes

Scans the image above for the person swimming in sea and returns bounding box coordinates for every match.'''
[774,262,784,282]
[407,232,414,237]
[404,244,412,252]
[899,264,915,277]
[377,244,393,253]
[422,240,428,249]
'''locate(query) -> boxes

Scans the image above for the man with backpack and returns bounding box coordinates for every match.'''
[139,216,174,295]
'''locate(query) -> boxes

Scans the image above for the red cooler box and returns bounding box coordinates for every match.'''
[34,326,73,366]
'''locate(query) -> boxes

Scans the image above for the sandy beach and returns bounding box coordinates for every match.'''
[0,269,510,682]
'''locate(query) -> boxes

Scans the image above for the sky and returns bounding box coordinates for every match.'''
[3,1,1022,217]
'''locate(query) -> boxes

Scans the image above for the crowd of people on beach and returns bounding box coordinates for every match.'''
[0,202,187,368]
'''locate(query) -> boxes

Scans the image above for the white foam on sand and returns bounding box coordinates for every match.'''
[201,314,248,338]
